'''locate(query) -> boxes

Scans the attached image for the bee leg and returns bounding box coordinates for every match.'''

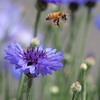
[64,17,68,21]
[56,19,60,27]
[53,19,58,23]
[53,18,60,27]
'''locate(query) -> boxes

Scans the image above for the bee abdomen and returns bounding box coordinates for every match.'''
[46,13,58,20]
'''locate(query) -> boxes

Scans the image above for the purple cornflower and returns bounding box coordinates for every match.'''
[43,0,100,5]
[0,1,24,24]
[0,1,43,46]
[68,0,85,5]
[0,1,26,41]
[68,0,85,12]
[84,0,100,9]
[84,0,100,2]
[94,15,100,31]
[43,0,85,5]
[9,66,21,80]
[2,60,21,80]
[43,0,68,4]
[5,42,64,77]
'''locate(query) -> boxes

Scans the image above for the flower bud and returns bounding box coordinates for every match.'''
[50,86,59,95]
[85,57,95,68]
[68,2,79,13]
[49,4,58,11]
[30,37,40,47]
[71,82,82,93]
[80,63,87,71]
[85,1,96,9]
[35,0,48,11]
[64,53,71,63]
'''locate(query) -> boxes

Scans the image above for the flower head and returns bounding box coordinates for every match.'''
[80,63,87,70]
[94,15,100,31]
[84,0,100,2]
[50,86,59,94]
[36,0,48,11]
[43,0,68,4]
[85,57,95,67]
[84,0,100,9]
[0,1,25,25]
[9,66,21,80]
[0,1,43,47]
[43,0,86,5]
[43,0,100,5]
[2,60,21,80]
[0,1,30,43]
[71,82,82,93]
[5,42,64,77]
[68,0,85,4]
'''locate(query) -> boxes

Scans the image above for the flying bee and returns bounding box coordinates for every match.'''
[46,11,70,26]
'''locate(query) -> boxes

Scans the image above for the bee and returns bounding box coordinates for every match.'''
[46,11,70,26]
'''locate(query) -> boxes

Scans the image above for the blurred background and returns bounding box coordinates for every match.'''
[0,0,100,100]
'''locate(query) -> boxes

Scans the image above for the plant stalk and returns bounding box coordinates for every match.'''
[72,92,76,100]
[34,10,41,37]
[83,70,86,100]
[16,74,25,100]
[26,77,33,100]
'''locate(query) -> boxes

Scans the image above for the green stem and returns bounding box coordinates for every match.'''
[5,69,9,100]
[83,70,86,100]
[26,77,33,100]
[34,10,41,37]
[16,74,25,100]
[80,9,91,60]
[72,92,76,100]
[43,25,52,46]
[53,27,61,50]
[97,64,100,100]
[66,12,75,53]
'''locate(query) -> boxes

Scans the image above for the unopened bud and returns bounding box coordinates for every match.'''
[50,4,59,11]
[30,37,40,47]
[36,0,48,11]
[68,2,79,13]
[64,53,71,63]
[85,57,95,68]
[80,63,87,71]
[85,1,96,9]
[50,86,59,95]
[71,82,82,93]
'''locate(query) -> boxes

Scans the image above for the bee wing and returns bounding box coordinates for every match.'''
[66,10,71,16]
[59,16,68,22]
[63,19,67,22]
[60,10,71,22]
